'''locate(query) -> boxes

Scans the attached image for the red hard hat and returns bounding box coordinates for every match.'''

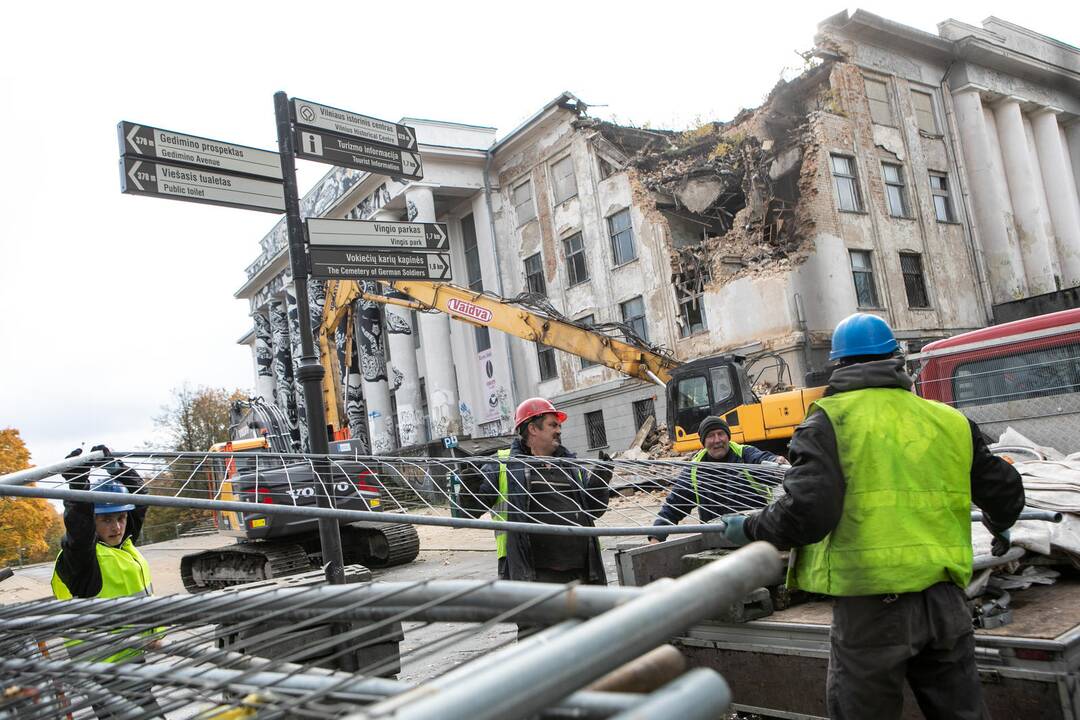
[514,397,567,429]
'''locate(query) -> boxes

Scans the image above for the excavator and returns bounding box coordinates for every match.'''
[321,279,827,455]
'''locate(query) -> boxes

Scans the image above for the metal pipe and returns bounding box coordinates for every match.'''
[608,668,731,720]
[972,545,1026,570]
[971,509,1062,523]
[0,483,732,537]
[0,450,105,486]
[355,542,781,720]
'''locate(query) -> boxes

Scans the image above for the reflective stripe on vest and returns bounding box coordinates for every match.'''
[689,442,769,505]
[789,388,973,596]
[494,449,511,559]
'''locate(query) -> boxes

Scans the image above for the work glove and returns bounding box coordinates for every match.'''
[981,517,1012,557]
[594,451,614,485]
[61,448,90,485]
[721,514,750,547]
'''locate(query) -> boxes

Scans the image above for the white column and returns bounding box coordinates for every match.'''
[1032,108,1080,288]
[407,184,462,437]
[951,86,1027,302]
[993,96,1058,294]
[373,209,427,447]
[1067,122,1080,208]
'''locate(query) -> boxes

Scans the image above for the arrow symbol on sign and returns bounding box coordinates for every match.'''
[430,224,448,249]
[126,124,144,155]
[127,160,144,191]
[401,152,420,176]
[428,253,450,280]
[400,126,416,150]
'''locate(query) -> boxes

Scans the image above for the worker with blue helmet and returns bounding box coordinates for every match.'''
[719,312,1025,718]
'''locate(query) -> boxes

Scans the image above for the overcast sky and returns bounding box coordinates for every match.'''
[0,1,1074,468]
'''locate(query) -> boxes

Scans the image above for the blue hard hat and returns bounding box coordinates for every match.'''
[829,313,899,360]
[90,479,136,515]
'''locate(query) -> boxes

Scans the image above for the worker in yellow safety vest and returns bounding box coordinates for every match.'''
[648,415,787,543]
[721,313,1025,719]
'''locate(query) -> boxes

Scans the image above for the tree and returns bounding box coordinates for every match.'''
[145,385,247,540]
[0,428,62,565]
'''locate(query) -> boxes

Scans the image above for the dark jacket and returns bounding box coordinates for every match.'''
[54,461,148,598]
[476,438,609,584]
[745,357,1025,550]
[650,443,781,539]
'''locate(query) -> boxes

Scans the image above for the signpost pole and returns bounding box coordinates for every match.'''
[273,90,345,587]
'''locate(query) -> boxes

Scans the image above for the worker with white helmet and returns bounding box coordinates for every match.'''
[469,398,612,587]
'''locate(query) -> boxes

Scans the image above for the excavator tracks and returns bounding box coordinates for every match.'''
[180,543,313,593]
[341,522,421,568]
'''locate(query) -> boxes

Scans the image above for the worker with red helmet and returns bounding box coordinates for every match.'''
[469,397,611,587]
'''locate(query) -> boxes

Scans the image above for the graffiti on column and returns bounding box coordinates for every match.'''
[407,199,418,222]
[385,312,411,334]
[458,401,475,437]
[496,386,512,434]
[357,285,387,382]
[269,300,301,451]
[286,287,310,453]
[252,311,274,398]
[308,279,326,346]
[398,407,419,447]
[345,350,369,451]
[390,365,404,392]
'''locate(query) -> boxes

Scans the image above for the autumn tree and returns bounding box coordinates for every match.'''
[143,385,247,540]
[0,428,63,565]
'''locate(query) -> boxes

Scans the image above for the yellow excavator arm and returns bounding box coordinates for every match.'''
[323,279,681,386]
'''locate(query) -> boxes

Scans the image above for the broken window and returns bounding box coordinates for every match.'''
[513,180,537,225]
[524,252,546,295]
[864,77,894,126]
[597,154,619,180]
[608,208,636,266]
[930,172,954,222]
[849,250,880,308]
[621,296,649,343]
[675,267,708,338]
[912,91,938,134]
[577,314,598,369]
[900,252,930,309]
[585,410,608,449]
[563,232,589,286]
[551,155,578,204]
[633,398,656,431]
[537,344,558,381]
[881,163,910,218]
[831,155,863,212]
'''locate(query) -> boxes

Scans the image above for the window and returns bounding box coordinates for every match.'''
[632,398,656,431]
[912,91,938,134]
[537,344,558,381]
[930,173,954,222]
[864,77,893,125]
[953,344,1080,408]
[563,232,589,285]
[513,180,536,225]
[673,367,735,437]
[849,250,880,308]
[620,296,648,343]
[585,410,608,449]
[551,155,578,204]
[577,314,598,369]
[608,208,636,265]
[524,253,546,295]
[462,214,491,351]
[900,252,930,308]
[831,155,862,212]
[882,163,909,218]
[675,267,708,338]
[597,155,618,180]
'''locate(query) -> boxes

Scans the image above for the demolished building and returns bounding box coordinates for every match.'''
[236,10,1080,455]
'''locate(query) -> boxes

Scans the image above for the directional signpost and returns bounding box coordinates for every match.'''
[292,98,418,149]
[307,218,449,250]
[294,127,423,180]
[120,157,286,213]
[309,247,452,281]
[119,122,282,180]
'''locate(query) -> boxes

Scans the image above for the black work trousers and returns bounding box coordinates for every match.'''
[827,582,987,720]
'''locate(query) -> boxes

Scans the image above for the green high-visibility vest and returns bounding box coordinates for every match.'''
[495,449,511,559]
[689,443,771,505]
[788,388,974,596]
[52,537,155,662]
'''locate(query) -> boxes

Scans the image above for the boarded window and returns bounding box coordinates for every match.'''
[524,253,546,295]
[900,252,930,309]
[551,155,578,204]
[608,208,636,265]
[585,410,608,449]
[831,155,862,212]
[912,91,938,134]
[564,232,589,285]
[865,78,893,125]
[620,296,648,344]
[930,172,954,222]
[513,180,536,225]
[882,163,909,218]
[849,250,880,308]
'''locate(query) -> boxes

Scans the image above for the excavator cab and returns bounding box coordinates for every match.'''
[667,354,825,454]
